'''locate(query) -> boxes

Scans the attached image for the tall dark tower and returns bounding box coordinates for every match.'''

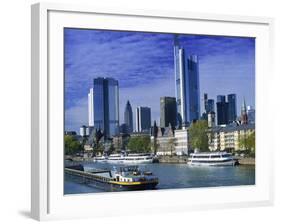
[124,100,133,133]
[216,95,229,125]
[227,94,237,123]
[160,97,177,128]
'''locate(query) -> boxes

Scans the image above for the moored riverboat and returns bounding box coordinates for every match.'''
[187,151,237,166]
[93,153,154,164]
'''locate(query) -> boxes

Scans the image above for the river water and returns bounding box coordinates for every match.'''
[64,162,255,194]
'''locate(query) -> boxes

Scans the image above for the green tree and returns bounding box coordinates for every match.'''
[64,135,83,155]
[127,136,151,153]
[239,131,255,156]
[189,120,209,152]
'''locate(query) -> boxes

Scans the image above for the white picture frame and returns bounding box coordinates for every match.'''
[31,2,274,221]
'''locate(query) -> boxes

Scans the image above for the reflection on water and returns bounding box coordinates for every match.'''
[64,162,255,194]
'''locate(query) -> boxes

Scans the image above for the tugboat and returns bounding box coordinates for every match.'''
[109,166,159,190]
[65,165,159,191]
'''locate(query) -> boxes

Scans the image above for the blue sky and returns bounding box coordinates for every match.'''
[64,28,255,132]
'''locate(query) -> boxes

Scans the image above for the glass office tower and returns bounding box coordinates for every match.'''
[93,77,119,139]
[136,106,151,133]
[174,35,200,127]
[216,95,229,125]
[227,94,237,123]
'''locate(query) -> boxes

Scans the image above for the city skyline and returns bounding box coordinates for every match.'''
[64,28,255,133]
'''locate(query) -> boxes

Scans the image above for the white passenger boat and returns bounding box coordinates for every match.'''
[187,152,237,166]
[93,153,154,164]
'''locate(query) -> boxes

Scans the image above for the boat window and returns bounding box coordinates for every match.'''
[210,155,221,158]
[193,155,209,158]
[222,154,231,158]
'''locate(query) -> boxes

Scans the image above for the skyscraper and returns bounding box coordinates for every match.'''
[88,88,94,127]
[216,95,229,125]
[227,94,237,123]
[93,77,119,139]
[124,100,133,133]
[206,99,215,113]
[204,93,208,112]
[174,35,200,127]
[160,97,177,128]
[202,93,214,112]
[247,106,255,124]
[136,106,151,133]
[217,95,226,103]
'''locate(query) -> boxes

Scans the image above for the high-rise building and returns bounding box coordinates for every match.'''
[174,35,200,127]
[124,100,133,133]
[80,125,87,137]
[136,106,151,133]
[216,95,229,125]
[203,93,208,112]
[206,99,215,113]
[247,106,255,124]
[93,77,119,139]
[217,95,226,103]
[208,111,216,128]
[227,94,237,123]
[88,88,94,127]
[160,97,177,128]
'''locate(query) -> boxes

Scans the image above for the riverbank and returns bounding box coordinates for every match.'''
[65,155,255,165]
[157,155,255,165]
[236,157,255,165]
[157,155,188,164]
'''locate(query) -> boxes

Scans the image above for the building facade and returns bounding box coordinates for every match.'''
[160,96,177,128]
[174,128,189,155]
[124,100,133,133]
[135,106,151,133]
[150,126,189,156]
[174,36,200,127]
[92,77,119,139]
[208,123,255,152]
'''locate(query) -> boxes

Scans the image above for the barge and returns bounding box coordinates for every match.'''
[65,165,159,191]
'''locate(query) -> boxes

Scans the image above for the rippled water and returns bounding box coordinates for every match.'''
[64,162,255,194]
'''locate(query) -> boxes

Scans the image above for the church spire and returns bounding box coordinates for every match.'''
[241,97,248,125]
